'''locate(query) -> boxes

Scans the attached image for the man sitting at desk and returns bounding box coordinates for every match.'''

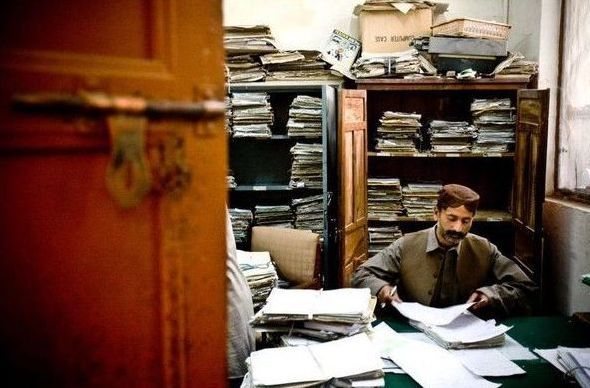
[352,183,537,318]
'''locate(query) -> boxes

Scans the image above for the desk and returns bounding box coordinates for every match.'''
[380,316,590,388]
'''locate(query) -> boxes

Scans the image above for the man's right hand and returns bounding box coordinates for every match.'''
[377,284,402,305]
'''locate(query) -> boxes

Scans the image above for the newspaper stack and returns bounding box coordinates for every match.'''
[254,205,293,228]
[231,92,273,138]
[368,225,403,256]
[367,177,404,220]
[471,98,516,153]
[289,142,323,189]
[375,111,422,153]
[237,250,279,311]
[224,25,278,82]
[402,183,443,217]
[351,49,426,78]
[287,95,323,139]
[427,120,477,153]
[251,288,376,343]
[264,50,339,81]
[225,95,232,134]
[229,208,253,244]
[226,174,237,189]
[292,194,324,234]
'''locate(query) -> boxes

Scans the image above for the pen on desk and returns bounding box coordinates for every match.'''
[380,285,397,309]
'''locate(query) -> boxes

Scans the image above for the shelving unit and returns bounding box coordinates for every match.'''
[227,81,340,282]
[354,76,545,276]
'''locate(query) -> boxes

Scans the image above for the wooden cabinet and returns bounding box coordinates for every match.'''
[341,77,549,287]
[227,81,339,287]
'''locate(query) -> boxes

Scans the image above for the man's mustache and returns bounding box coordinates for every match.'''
[444,230,466,240]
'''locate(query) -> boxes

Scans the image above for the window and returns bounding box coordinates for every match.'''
[556,0,590,200]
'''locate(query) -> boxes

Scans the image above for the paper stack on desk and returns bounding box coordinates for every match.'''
[394,302,512,349]
[248,333,384,388]
[251,288,375,342]
[236,250,279,311]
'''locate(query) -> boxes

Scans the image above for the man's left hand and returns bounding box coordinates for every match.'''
[467,291,490,310]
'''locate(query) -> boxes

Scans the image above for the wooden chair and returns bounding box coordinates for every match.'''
[251,226,322,289]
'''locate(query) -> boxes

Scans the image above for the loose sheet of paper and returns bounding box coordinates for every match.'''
[388,338,500,388]
[450,348,526,376]
[498,335,537,360]
[393,302,474,326]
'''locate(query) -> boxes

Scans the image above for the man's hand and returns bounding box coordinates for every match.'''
[467,291,490,310]
[378,284,402,306]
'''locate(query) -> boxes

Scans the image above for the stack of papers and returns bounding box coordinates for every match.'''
[229,208,253,244]
[252,288,376,342]
[394,302,512,349]
[428,120,477,153]
[368,177,405,220]
[289,143,323,189]
[248,334,384,387]
[224,25,278,83]
[287,95,323,139]
[402,183,442,217]
[368,225,403,256]
[292,194,324,234]
[351,49,423,78]
[374,111,422,153]
[231,93,274,138]
[471,98,516,153]
[265,50,339,81]
[254,205,293,228]
[236,250,279,311]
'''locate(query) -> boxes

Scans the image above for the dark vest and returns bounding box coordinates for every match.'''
[398,229,493,305]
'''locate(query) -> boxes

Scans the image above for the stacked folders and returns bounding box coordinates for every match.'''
[248,288,383,387]
[251,288,376,342]
[236,250,278,311]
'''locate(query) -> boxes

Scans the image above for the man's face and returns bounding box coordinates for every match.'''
[434,205,474,247]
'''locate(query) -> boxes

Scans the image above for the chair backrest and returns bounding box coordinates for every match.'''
[250,226,321,288]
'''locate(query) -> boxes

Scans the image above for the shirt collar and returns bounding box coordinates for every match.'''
[427,225,461,254]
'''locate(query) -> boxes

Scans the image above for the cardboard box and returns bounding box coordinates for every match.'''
[355,4,433,56]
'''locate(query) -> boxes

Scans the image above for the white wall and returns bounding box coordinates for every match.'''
[223,0,510,52]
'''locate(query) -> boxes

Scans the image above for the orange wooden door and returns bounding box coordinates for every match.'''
[0,1,227,387]
[338,89,368,287]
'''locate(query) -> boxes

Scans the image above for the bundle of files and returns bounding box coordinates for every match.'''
[289,142,323,189]
[229,208,253,244]
[246,333,384,388]
[291,194,324,234]
[263,50,338,81]
[374,111,422,153]
[253,205,293,228]
[225,54,267,83]
[471,98,516,153]
[402,183,442,217]
[427,120,477,153]
[236,250,279,311]
[493,52,538,76]
[287,95,323,138]
[224,25,278,83]
[231,92,273,138]
[351,49,423,78]
[368,225,403,256]
[224,95,232,134]
[367,177,404,220]
[251,288,376,343]
[535,347,590,388]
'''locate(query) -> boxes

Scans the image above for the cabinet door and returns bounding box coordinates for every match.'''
[0,2,226,386]
[513,89,550,281]
[338,89,368,287]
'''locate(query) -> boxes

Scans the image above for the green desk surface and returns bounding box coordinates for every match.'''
[379,315,590,388]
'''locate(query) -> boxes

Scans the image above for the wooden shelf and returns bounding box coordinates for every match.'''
[355,76,531,91]
[368,209,512,223]
[231,134,293,141]
[228,80,342,92]
[369,151,514,158]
